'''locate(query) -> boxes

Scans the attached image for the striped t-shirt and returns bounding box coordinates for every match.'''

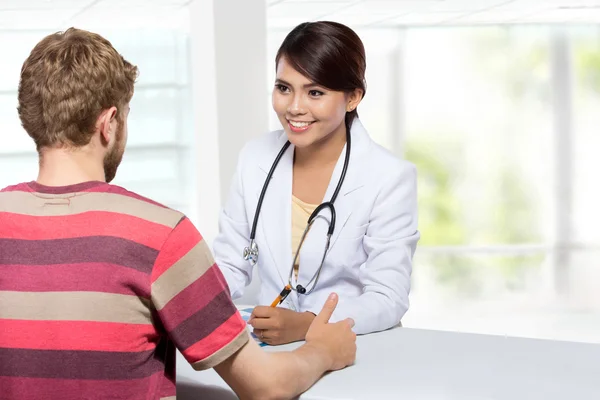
[0,181,248,400]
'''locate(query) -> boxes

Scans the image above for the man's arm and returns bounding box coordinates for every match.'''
[214,294,356,400]
[149,217,355,399]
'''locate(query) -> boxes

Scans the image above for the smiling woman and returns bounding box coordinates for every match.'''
[271,21,365,152]
[212,21,420,345]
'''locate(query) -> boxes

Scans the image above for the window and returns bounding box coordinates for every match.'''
[0,29,196,221]
[266,24,600,343]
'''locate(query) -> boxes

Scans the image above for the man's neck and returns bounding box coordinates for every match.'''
[36,147,105,187]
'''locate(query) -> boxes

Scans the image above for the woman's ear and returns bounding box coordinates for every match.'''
[346,88,364,112]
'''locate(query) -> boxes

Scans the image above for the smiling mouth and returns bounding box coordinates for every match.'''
[287,119,315,133]
[288,120,314,128]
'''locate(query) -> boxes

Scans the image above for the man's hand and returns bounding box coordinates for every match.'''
[249,307,315,345]
[305,293,357,371]
[214,293,356,400]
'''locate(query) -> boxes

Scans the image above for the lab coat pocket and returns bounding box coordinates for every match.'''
[338,222,369,241]
[333,223,369,269]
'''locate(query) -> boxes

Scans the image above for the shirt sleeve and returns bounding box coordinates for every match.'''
[150,216,249,370]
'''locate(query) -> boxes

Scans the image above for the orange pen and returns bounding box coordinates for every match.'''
[270,284,292,307]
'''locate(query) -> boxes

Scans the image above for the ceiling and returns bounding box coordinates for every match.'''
[0,0,600,31]
[268,0,600,28]
[0,0,191,30]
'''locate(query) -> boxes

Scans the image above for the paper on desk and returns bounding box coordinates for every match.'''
[238,307,269,347]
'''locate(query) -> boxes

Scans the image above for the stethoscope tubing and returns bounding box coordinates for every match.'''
[245,127,351,295]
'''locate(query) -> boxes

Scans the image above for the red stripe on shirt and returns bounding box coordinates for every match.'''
[0,183,26,193]
[1,212,170,250]
[181,312,246,365]
[0,319,159,352]
[158,263,224,331]
[0,373,166,400]
[151,217,202,282]
[0,263,150,296]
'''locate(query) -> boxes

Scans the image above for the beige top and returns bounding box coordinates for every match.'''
[291,195,318,279]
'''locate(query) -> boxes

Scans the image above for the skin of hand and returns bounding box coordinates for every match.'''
[248,306,316,345]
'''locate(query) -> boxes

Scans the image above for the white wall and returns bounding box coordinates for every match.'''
[189,0,268,304]
[189,0,268,241]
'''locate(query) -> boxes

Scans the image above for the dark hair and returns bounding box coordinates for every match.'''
[275,21,366,130]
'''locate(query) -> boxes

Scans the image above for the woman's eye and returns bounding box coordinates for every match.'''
[276,84,290,93]
[309,90,324,97]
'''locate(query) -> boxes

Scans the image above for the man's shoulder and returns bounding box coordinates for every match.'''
[0,181,188,231]
[103,183,170,209]
[102,183,187,230]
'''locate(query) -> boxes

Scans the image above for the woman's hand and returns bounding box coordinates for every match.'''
[248,307,316,345]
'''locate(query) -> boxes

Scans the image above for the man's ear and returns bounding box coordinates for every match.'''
[98,106,118,145]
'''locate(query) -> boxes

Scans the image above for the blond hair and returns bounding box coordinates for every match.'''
[17,27,138,151]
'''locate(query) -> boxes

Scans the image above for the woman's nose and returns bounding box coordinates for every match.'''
[287,94,307,115]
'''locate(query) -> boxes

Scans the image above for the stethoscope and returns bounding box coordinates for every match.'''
[243,129,351,302]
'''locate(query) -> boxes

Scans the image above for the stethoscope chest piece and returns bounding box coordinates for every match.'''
[243,240,259,266]
[296,285,307,294]
[243,127,351,295]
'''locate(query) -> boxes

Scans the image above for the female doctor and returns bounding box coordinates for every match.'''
[213,21,419,345]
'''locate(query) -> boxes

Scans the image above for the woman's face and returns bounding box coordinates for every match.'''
[272,56,362,149]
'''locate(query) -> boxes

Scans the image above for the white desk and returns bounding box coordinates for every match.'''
[176,327,600,400]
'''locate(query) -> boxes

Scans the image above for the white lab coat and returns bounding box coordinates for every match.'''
[213,118,420,335]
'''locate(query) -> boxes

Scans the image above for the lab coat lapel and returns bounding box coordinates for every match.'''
[256,135,294,288]
[327,119,370,251]
[295,119,369,288]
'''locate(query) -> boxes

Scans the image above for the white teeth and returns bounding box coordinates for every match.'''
[289,121,312,128]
